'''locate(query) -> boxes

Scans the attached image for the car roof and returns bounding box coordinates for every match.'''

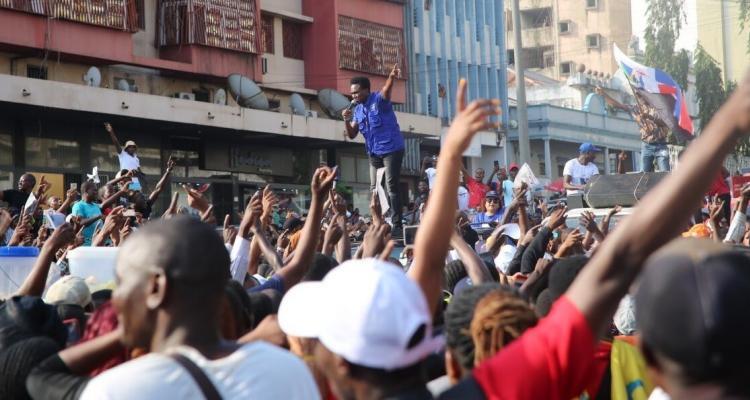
[565,207,635,219]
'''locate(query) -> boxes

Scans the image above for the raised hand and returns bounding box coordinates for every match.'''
[239,191,263,239]
[369,191,383,226]
[223,214,238,244]
[9,214,32,246]
[556,230,583,258]
[579,211,598,233]
[183,184,209,212]
[311,166,338,200]
[520,224,541,247]
[359,223,391,259]
[442,79,501,154]
[618,151,628,161]
[322,223,344,256]
[35,175,51,197]
[200,204,216,224]
[708,196,725,222]
[389,63,401,79]
[329,190,347,216]
[103,122,114,134]
[166,155,176,173]
[608,205,622,217]
[545,206,568,230]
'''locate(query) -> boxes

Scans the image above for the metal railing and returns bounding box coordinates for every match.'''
[0,0,139,32]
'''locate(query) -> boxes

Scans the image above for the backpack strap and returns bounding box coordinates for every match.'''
[168,352,223,400]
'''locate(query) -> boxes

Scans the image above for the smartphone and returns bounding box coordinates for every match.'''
[70,182,78,190]
[62,318,81,346]
[403,225,419,246]
[493,160,500,169]
[123,209,137,217]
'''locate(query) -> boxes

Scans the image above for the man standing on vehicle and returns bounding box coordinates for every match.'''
[342,65,405,236]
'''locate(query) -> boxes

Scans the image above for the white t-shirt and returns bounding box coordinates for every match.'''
[457,186,469,211]
[563,158,599,196]
[118,150,140,171]
[80,341,320,400]
[425,167,437,189]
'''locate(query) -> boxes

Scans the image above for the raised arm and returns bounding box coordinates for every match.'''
[450,230,492,284]
[149,157,175,204]
[14,224,74,297]
[100,187,128,210]
[595,87,629,111]
[56,188,79,214]
[409,79,500,316]
[617,151,628,174]
[567,72,750,336]
[276,167,337,291]
[381,63,400,101]
[103,123,122,152]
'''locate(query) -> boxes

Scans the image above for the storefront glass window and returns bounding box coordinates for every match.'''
[25,137,80,169]
[0,134,13,166]
[90,143,120,174]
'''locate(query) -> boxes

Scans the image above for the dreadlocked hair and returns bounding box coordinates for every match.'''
[470,289,538,366]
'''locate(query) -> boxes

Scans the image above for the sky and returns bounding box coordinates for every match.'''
[631,0,698,52]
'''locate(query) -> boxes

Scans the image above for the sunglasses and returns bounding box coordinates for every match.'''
[486,198,500,203]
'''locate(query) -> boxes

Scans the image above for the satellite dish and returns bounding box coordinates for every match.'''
[289,93,306,116]
[214,88,227,105]
[116,79,131,92]
[227,74,269,110]
[83,66,101,87]
[318,89,351,119]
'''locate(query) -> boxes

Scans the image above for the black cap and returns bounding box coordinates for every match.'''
[283,217,304,232]
[635,240,750,381]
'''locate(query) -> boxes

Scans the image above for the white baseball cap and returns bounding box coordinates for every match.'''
[44,276,92,308]
[498,223,521,240]
[278,258,444,370]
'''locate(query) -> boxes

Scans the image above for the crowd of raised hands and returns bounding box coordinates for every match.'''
[1,71,749,400]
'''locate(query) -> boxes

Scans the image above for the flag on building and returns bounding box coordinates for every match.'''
[613,44,694,137]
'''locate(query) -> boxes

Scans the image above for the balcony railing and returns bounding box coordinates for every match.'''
[158,0,260,54]
[0,0,139,32]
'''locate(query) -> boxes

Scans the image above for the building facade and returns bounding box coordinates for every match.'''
[697,0,750,85]
[404,0,510,175]
[505,0,632,80]
[0,0,443,218]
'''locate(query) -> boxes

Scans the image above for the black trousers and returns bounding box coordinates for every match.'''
[368,150,404,228]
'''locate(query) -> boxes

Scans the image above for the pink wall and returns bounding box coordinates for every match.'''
[0,9,259,80]
[302,0,406,104]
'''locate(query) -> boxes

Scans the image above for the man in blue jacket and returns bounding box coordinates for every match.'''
[343,64,405,235]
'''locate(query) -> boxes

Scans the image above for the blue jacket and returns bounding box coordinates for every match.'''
[354,91,404,156]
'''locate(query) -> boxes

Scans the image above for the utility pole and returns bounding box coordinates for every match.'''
[511,0,530,165]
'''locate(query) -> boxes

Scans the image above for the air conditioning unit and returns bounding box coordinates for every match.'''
[305,110,318,118]
[175,92,196,101]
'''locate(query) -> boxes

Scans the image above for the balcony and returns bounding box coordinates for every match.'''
[519,0,552,10]
[0,0,139,31]
[522,26,553,48]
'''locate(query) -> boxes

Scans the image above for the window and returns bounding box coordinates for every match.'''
[26,137,80,169]
[587,34,601,49]
[136,0,146,30]
[261,15,275,54]
[193,88,210,103]
[560,62,574,75]
[338,16,406,77]
[283,20,304,59]
[507,49,515,65]
[559,21,571,34]
[586,0,599,9]
[26,65,47,80]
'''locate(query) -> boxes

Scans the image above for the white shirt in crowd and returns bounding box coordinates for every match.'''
[118,150,140,171]
[425,167,437,189]
[457,186,469,211]
[80,341,320,400]
[563,158,599,196]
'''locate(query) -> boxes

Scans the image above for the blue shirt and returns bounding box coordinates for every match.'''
[472,209,505,226]
[71,201,102,246]
[353,91,404,156]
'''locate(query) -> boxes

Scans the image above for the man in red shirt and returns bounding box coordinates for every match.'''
[707,166,731,226]
[410,76,750,399]
[461,166,491,210]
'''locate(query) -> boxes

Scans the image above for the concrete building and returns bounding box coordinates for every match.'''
[696,0,750,85]
[403,0,510,175]
[505,0,632,80]
[0,0,445,217]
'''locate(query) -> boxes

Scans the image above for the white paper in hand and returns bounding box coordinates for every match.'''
[22,193,38,216]
[375,167,390,216]
[513,163,539,188]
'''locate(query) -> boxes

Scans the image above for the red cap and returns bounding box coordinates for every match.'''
[509,163,520,171]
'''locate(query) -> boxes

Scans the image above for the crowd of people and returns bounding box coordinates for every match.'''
[0,73,748,400]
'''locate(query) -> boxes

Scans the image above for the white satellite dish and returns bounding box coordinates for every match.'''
[83,66,101,87]
[318,89,351,119]
[213,88,227,105]
[116,78,131,92]
[227,74,269,110]
[289,93,306,116]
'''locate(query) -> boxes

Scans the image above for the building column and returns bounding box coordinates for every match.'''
[604,147,610,175]
[544,139,552,178]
